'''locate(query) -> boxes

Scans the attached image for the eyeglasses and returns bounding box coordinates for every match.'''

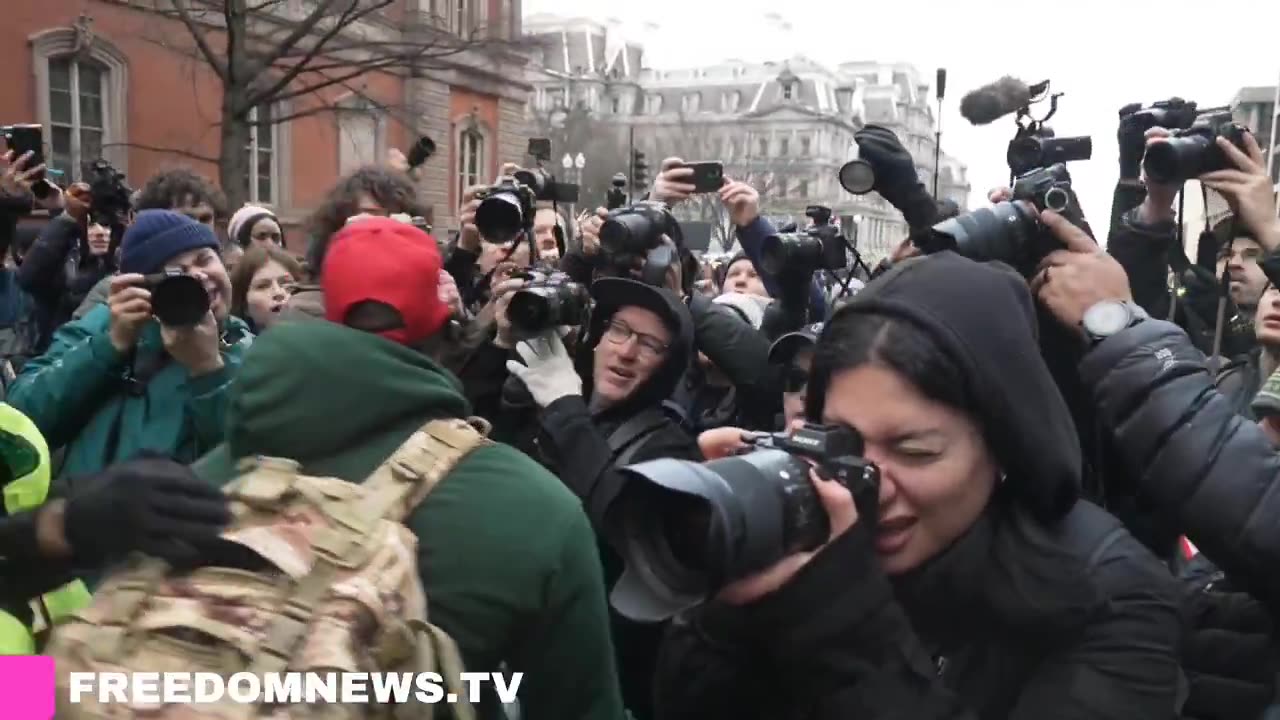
[603,319,668,358]
[782,366,809,394]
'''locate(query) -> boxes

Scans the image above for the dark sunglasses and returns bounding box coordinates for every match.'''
[783,366,810,394]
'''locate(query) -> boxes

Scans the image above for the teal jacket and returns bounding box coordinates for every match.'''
[6,304,252,477]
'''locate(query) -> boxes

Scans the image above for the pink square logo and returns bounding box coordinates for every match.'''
[0,656,55,720]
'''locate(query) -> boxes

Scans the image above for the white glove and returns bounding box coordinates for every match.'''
[506,331,583,408]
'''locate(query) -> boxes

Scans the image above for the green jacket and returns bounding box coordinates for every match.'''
[7,304,252,478]
[192,321,624,720]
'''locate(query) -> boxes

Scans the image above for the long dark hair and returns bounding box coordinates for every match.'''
[305,167,428,271]
[807,310,1101,636]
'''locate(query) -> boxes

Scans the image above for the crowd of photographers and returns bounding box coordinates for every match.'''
[0,88,1279,720]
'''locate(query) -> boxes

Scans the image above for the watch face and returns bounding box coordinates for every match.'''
[1085,301,1130,337]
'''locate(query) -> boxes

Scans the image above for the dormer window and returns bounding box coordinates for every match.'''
[783,83,794,100]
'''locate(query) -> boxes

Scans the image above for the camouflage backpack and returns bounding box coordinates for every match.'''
[47,417,492,720]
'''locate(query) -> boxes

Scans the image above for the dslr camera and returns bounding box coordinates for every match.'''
[512,167,579,205]
[86,159,133,227]
[920,163,1087,276]
[505,267,590,340]
[1120,97,1200,135]
[141,270,210,327]
[607,422,881,621]
[760,205,847,278]
[474,177,538,244]
[598,201,682,288]
[1143,111,1250,185]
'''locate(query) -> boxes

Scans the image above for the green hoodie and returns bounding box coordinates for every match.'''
[192,321,624,720]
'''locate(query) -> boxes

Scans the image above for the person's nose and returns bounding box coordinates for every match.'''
[615,337,641,361]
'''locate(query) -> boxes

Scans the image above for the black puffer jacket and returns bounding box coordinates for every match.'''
[656,253,1184,720]
[1080,319,1280,617]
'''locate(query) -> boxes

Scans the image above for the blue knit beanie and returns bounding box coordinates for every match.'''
[119,209,219,275]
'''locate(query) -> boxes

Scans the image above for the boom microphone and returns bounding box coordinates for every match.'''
[959,76,1034,125]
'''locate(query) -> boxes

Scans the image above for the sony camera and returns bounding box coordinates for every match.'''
[1143,111,1250,184]
[920,163,1086,276]
[474,177,538,244]
[86,159,133,227]
[512,167,579,205]
[607,422,881,622]
[1006,130,1093,177]
[142,270,209,327]
[506,267,590,340]
[760,206,847,278]
[599,201,682,288]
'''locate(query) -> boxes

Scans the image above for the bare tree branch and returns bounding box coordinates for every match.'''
[249,0,364,81]
[167,0,228,82]
[104,141,218,164]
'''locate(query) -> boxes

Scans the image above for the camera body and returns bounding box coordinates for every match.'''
[1122,98,1200,135]
[598,201,681,288]
[505,267,590,340]
[922,163,1084,276]
[1006,131,1092,177]
[760,224,846,278]
[474,178,538,245]
[512,167,579,205]
[86,159,133,226]
[607,422,880,621]
[1143,111,1250,184]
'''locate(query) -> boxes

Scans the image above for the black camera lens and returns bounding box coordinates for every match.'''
[921,201,1041,270]
[475,192,525,244]
[610,450,834,621]
[149,274,210,326]
[760,233,823,276]
[506,282,588,338]
[601,212,659,255]
[1143,134,1215,184]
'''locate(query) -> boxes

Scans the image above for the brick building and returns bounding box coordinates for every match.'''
[1,0,535,253]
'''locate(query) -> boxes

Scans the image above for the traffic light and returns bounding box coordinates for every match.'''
[632,149,649,192]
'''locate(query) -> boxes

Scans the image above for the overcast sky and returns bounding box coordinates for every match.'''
[525,0,1280,224]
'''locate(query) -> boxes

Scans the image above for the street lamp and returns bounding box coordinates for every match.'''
[574,152,586,170]
[561,153,574,172]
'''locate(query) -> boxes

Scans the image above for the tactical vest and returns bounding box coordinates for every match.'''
[0,403,92,654]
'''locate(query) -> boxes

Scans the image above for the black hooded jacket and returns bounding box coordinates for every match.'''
[656,252,1182,720]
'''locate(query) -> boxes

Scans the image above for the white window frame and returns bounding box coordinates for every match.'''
[245,105,281,206]
[30,28,129,179]
[452,113,491,210]
[335,95,387,176]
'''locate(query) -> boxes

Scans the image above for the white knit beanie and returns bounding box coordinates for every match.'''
[227,204,277,246]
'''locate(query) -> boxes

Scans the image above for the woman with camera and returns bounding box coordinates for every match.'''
[655,251,1182,719]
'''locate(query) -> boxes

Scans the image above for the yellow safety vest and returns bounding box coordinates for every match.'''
[0,403,92,655]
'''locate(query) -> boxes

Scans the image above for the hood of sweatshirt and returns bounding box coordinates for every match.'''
[813,251,1080,522]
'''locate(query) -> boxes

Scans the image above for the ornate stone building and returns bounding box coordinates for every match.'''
[524,14,970,260]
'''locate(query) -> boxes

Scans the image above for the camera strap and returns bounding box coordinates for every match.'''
[607,408,672,468]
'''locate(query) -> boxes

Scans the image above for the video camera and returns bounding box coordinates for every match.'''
[1120,98,1201,136]
[598,201,682,288]
[86,159,132,227]
[474,177,538,245]
[512,167,579,205]
[505,266,590,340]
[759,205,847,278]
[1004,80,1093,177]
[920,163,1088,276]
[607,422,881,622]
[1143,110,1250,184]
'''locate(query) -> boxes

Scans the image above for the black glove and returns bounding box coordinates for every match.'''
[1116,102,1147,180]
[1180,571,1280,720]
[64,453,231,565]
[853,125,936,230]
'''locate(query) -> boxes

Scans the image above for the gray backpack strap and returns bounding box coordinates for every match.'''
[608,408,671,469]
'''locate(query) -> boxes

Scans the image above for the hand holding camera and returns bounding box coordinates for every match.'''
[1032,210,1134,331]
[160,309,222,377]
[653,157,696,205]
[578,207,609,257]
[457,184,486,252]
[107,273,154,354]
[491,276,527,349]
[1199,132,1280,250]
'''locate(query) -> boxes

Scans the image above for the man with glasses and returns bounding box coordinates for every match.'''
[505,277,699,720]
[769,322,822,429]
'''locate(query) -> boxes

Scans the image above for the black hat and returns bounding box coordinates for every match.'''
[768,322,824,365]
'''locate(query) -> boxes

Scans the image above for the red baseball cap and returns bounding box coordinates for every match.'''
[321,217,451,345]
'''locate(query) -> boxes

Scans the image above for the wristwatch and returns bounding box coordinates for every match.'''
[1082,300,1147,344]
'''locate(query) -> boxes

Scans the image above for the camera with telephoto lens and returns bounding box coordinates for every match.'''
[86,159,133,226]
[506,267,590,340]
[141,270,210,327]
[474,177,537,244]
[1006,130,1093,177]
[512,167,579,205]
[919,163,1085,276]
[606,422,881,622]
[1143,111,1250,185]
[760,205,846,278]
[599,201,681,288]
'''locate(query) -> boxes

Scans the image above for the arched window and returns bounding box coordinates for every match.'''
[30,26,128,181]
[453,113,490,210]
